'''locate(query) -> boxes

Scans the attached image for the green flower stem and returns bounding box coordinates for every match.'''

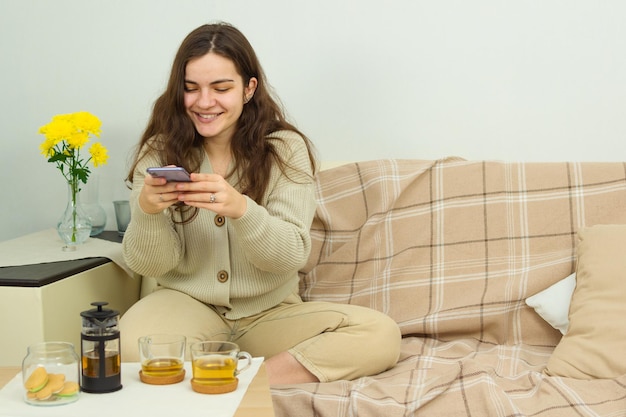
[62,144,83,244]
[69,179,78,243]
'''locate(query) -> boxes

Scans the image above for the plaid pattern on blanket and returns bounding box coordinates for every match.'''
[271,158,626,417]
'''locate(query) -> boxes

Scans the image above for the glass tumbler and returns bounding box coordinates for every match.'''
[22,342,80,406]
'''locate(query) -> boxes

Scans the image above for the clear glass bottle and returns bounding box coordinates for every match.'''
[82,175,107,236]
[22,342,80,406]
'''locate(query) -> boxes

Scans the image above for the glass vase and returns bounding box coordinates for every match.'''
[57,180,92,250]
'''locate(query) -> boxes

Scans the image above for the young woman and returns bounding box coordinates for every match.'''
[120,22,401,384]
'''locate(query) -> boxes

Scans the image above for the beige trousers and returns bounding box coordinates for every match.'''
[119,288,401,382]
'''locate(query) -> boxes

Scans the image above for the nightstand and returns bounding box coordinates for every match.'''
[0,231,140,366]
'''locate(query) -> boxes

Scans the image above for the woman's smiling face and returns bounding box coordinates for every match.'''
[183,52,257,143]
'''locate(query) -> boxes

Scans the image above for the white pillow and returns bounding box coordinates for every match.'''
[525,273,576,334]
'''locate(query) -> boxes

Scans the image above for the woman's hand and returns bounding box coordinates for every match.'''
[175,173,248,219]
[138,174,183,214]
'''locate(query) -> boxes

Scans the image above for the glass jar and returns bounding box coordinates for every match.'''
[22,342,80,406]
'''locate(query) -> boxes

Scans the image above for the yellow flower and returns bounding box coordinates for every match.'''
[89,142,109,167]
[73,111,102,137]
[37,111,108,186]
[66,131,89,149]
[39,116,74,144]
[39,137,58,157]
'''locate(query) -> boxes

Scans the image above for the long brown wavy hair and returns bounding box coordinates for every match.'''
[127,22,317,210]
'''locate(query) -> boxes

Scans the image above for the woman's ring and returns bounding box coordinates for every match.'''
[159,194,164,202]
[209,193,216,204]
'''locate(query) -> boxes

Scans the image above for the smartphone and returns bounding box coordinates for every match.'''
[146,166,191,182]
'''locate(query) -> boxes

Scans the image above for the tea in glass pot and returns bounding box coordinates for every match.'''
[80,301,122,393]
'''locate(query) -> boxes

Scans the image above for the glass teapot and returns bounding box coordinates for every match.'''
[80,301,122,393]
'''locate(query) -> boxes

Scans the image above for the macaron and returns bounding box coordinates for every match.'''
[35,385,52,401]
[46,373,65,393]
[24,367,49,393]
[56,381,79,397]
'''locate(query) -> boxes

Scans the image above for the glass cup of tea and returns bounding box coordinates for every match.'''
[190,341,252,394]
[138,334,186,385]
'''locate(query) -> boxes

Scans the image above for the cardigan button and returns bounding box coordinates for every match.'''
[214,215,225,227]
[217,270,229,283]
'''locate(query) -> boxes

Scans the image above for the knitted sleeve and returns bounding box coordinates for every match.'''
[121,148,185,278]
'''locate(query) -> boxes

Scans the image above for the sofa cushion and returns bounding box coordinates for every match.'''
[525,273,576,334]
[545,224,626,379]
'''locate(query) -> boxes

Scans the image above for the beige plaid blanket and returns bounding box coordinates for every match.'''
[271,158,626,417]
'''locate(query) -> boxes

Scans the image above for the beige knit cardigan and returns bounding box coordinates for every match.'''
[122,130,316,319]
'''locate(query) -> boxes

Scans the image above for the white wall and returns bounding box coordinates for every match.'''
[2,0,625,242]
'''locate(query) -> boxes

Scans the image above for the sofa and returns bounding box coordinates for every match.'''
[270,158,626,417]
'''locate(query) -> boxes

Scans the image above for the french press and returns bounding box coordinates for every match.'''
[80,301,122,393]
